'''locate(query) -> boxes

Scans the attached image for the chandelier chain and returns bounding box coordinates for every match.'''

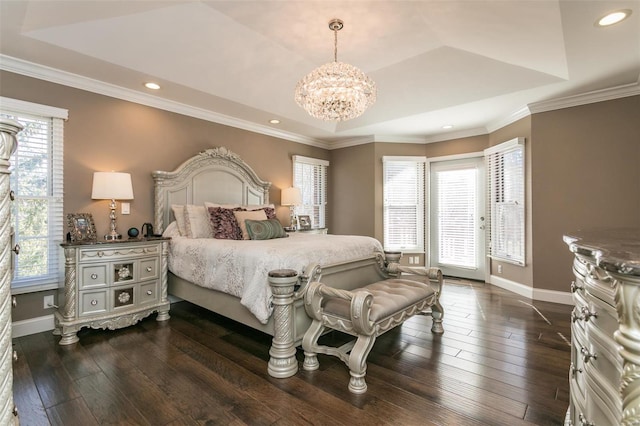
[334,26,338,62]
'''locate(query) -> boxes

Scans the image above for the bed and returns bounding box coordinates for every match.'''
[152,147,396,378]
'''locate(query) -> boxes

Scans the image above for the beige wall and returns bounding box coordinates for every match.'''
[1,71,329,320]
[531,96,640,292]
[3,69,639,322]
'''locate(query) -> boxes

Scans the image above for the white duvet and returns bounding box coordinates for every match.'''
[164,225,384,323]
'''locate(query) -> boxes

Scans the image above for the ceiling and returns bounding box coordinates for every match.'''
[1,1,639,148]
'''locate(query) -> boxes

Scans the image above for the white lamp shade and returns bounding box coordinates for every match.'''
[281,187,301,206]
[91,172,134,200]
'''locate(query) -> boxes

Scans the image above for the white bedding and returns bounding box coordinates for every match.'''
[164,225,384,323]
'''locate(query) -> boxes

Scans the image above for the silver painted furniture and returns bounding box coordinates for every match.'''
[153,147,399,379]
[302,263,444,393]
[55,238,171,345]
[564,229,640,426]
[0,119,22,424]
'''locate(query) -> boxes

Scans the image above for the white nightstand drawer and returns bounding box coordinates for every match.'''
[80,265,108,289]
[79,290,108,316]
[139,257,159,280]
[140,281,159,305]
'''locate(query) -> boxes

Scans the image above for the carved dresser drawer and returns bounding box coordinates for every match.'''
[55,238,171,345]
[564,230,640,426]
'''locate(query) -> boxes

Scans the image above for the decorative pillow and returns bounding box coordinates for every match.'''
[233,209,268,240]
[251,206,276,220]
[245,219,288,240]
[184,204,213,238]
[208,207,244,240]
[204,201,242,210]
[171,205,186,236]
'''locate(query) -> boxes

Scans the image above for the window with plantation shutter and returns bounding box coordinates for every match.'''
[485,137,525,265]
[292,155,328,228]
[1,97,66,292]
[383,157,426,252]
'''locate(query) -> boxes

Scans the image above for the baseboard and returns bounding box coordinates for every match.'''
[488,275,573,305]
[12,314,55,338]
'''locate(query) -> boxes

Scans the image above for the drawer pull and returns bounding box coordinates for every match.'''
[146,267,152,272]
[570,280,584,293]
[91,273,98,280]
[13,350,18,362]
[580,306,597,322]
[12,296,17,308]
[578,413,594,426]
[570,362,582,378]
[12,244,20,255]
[12,405,18,417]
[571,308,584,323]
[10,190,15,201]
[146,290,153,296]
[90,299,98,306]
[580,347,597,364]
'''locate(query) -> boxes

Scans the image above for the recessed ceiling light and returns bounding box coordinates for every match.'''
[269,119,280,124]
[596,9,632,27]
[442,124,454,129]
[145,82,161,90]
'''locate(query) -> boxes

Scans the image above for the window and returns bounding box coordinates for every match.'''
[292,155,329,228]
[485,137,525,265]
[383,156,426,252]
[1,97,66,292]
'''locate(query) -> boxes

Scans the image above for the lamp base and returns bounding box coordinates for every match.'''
[104,232,122,241]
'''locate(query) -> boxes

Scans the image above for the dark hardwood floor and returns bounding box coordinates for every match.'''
[13,279,572,425]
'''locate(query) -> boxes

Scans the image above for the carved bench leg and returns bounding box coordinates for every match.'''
[431,300,445,334]
[348,334,377,394]
[302,320,324,371]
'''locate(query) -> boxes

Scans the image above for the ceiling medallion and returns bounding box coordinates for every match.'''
[294,18,377,122]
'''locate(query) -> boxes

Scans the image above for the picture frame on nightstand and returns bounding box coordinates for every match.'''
[297,215,311,230]
[67,213,97,243]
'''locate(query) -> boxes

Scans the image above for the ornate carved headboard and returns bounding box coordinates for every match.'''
[152,147,271,232]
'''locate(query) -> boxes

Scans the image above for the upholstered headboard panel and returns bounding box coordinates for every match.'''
[152,147,271,232]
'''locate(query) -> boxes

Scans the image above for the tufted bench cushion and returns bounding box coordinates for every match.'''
[323,279,436,322]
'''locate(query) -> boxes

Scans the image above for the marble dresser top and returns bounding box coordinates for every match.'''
[564,228,640,276]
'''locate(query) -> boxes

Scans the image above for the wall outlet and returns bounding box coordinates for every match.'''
[43,295,54,309]
[497,264,503,274]
[121,202,130,215]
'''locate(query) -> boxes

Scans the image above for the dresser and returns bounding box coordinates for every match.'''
[55,238,171,345]
[0,119,22,424]
[564,230,640,426]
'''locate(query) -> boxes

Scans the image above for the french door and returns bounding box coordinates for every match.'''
[429,156,486,281]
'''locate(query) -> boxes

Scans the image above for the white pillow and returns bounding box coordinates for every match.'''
[233,209,268,240]
[184,204,213,238]
[171,205,186,236]
[162,221,180,238]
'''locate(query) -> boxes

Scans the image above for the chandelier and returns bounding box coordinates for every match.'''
[294,19,376,122]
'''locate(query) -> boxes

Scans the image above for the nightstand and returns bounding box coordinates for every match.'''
[296,228,328,235]
[54,238,171,345]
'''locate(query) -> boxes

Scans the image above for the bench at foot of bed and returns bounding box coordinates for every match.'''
[301,265,444,394]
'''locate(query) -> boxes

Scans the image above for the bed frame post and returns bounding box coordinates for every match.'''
[267,269,299,378]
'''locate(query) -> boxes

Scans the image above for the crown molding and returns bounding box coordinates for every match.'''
[2,55,637,151]
[528,81,640,114]
[0,55,327,149]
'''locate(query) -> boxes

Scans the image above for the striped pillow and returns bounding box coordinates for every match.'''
[245,219,288,240]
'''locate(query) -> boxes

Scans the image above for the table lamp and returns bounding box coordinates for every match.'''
[91,171,134,240]
[281,187,301,230]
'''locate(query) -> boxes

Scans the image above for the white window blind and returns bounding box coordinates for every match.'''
[485,137,525,265]
[292,155,329,228]
[435,167,477,268]
[383,157,426,252]
[1,97,66,291]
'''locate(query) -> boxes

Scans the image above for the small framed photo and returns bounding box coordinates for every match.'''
[67,213,97,243]
[297,215,312,230]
